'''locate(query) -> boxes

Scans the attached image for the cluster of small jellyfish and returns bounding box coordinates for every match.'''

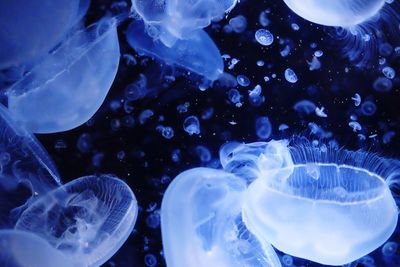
[0,0,400,266]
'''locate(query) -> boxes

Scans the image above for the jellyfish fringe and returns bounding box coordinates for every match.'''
[328,1,400,67]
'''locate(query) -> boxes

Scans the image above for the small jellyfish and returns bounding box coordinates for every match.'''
[241,140,399,265]
[161,168,281,267]
[126,20,223,81]
[15,174,138,267]
[255,29,274,46]
[183,115,201,135]
[0,230,74,267]
[7,17,120,134]
[255,116,272,140]
[293,100,316,115]
[284,68,298,83]
[0,0,89,69]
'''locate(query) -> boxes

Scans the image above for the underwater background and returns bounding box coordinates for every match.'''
[22,0,400,266]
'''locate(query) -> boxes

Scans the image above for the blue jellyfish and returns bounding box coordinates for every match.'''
[0,0,89,69]
[161,168,281,267]
[0,104,60,227]
[283,0,400,66]
[239,140,399,265]
[127,0,232,80]
[282,0,385,27]
[6,17,120,134]
[15,174,138,267]
[126,20,223,81]
[0,230,74,267]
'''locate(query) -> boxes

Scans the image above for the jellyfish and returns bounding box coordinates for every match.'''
[0,230,74,267]
[15,174,138,267]
[6,17,120,134]
[126,20,223,81]
[282,0,400,66]
[127,0,232,80]
[0,0,89,70]
[161,167,281,267]
[238,139,399,265]
[282,0,385,27]
[0,103,60,227]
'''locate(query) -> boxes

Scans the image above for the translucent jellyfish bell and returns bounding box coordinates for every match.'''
[282,0,386,27]
[161,168,281,267]
[7,17,120,134]
[15,174,138,267]
[126,20,223,81]
[0,0,89,69]
[0,230,74,267]
[241,140,399,265]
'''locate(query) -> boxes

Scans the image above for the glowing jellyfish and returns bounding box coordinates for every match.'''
[0,104,60,227]
[15,174,138,267]
[0,0,89,69]
[282,0,385,27]
[0,230,74,267]
[239,140,399,265]
[131,0,237,41]
[7,17,120,134]
[161,168,281,267]
[126,20,223,81]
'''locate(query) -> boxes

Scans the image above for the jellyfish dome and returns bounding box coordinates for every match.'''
[0,0,89,69]
[161,167,281,267]
[15,174,138,267]
[240,140,399,265]
[282,0,386,27]
[0,230,74,267]
[7,17,120,134]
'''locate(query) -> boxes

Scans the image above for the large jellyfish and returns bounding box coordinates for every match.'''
[282,0,399,66]
[6,17,120,134]
[237,140,399,265]
[0,103,60,227]
[126,20,223,81]
[127,0,234,80]
[0,230,74,267]
[282,0,385,27]
[161,168,281,267]
[0,0,89,69]
[15,174,138,267]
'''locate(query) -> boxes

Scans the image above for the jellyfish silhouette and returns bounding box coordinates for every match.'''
[0,104,60,227]
[238,139,399,265]
[161,167,282,267]
[7,17,120,134]
[15,174,138,267]
[0,0,90,70]
[282,0,400,66]
[0,230,74,267]
[127,0,233,80]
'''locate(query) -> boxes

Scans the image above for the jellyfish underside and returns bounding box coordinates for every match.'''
[282,0,386,27]
[126,20,223,81]
[242,152,398,265]
[15,175,138,267]
[7,18,120,134]
[161,168,281,267]
[0,230,74,267]
[0,0,88,69]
